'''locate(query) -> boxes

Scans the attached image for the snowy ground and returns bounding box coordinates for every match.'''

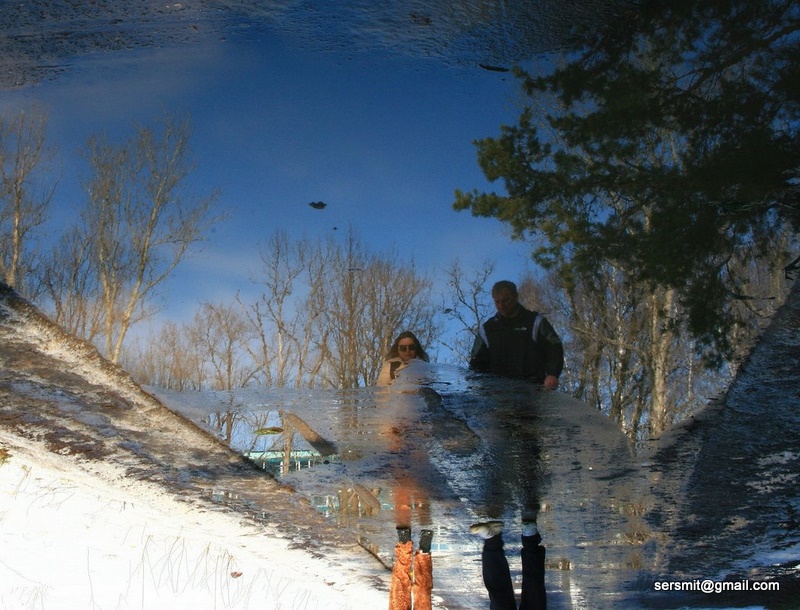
[0,434,386,610]
[0,283,387,610]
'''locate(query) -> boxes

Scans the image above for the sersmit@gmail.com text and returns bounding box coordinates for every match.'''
[654,580,780,593]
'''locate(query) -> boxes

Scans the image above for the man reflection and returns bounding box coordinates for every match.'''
[470,280,564,390]
[470,520,547,609]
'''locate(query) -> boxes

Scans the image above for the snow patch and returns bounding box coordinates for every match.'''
[0,433,387,610]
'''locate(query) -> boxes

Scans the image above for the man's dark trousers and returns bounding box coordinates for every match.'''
[481,533,546,610]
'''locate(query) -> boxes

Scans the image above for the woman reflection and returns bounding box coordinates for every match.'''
[378,331,434,610]
[377,330,430,386]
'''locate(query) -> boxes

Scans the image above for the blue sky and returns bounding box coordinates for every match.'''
[4,25,537,344]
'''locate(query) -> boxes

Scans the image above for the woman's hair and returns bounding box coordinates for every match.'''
[386,330,429,362]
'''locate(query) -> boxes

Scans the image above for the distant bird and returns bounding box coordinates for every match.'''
[479,63,510,73]
[308,201,327,210]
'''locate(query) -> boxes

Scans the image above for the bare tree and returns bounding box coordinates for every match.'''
[318,230,437,388]
[516,258,786,440]
[63,114,219,363]
[243,228,437,389]
[441,258,495,363]
[122,321,205,391]
[0,106,55,298]
[520,267,682,437]
[186,301,258,391]
[40,226,103,341]
[297,241,331,387]
[160,320,204,391]
[358,249,439,384]
[125,228,437,392]
[241,231,323,388]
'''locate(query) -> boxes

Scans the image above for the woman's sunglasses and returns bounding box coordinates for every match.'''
[398,344,416,352]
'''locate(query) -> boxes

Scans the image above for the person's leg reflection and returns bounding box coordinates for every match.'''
[389,527,413,610]
[483,536,518,610]
[471,521,516,610]
[412,529,433,610]
[391,475,435,609]
[519,525,546,610]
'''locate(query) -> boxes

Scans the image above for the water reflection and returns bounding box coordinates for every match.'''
[2,0,629,90]
[155,363,654,607]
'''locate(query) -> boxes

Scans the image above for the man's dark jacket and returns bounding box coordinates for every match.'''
[470,305,564,382]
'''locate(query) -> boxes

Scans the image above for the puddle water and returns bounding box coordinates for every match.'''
[156,362,664,608]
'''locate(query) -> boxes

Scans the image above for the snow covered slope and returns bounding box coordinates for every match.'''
[0,282,388,609]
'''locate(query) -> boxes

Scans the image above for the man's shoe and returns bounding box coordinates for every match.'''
[419,529,434,553]
[396,526,412,544]
[469,521,504,540]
